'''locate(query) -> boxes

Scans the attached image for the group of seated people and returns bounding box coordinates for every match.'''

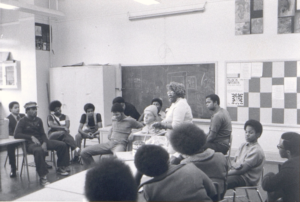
[5,81,299,201]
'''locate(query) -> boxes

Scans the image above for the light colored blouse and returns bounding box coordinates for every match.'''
[162,98,193,135]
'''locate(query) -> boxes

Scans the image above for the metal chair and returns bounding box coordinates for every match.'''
[225,135,233,168]
[229,168,264,202]
[83,135,100,148]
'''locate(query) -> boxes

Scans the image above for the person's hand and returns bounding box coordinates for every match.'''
[64,127,70,133]
[31,136,41,145]
[151,122,162,129]
[128,134,134,141]
[41,142,47,152]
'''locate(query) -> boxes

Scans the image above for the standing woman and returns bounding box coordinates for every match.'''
[152,82,193,138]
[47,101,79,160]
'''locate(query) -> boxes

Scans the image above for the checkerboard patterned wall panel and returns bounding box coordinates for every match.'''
[227,61,299,125]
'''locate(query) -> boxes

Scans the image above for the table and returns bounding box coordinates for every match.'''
[0,136,29,182]
[14,188,87,201]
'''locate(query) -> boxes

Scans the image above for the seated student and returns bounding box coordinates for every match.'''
[6,101,25,178]
[47,100,79,170]
[227,119,265,190]
[85,157,137,202]
[138,98,166,122]
[169,123,228,200]
[80,103,143,168]
[135,144,216,201]
[73,103,102,163]
[112,97,140,120]
[14,102,70,186]
[262,132,300,202]
[128,105,165,150]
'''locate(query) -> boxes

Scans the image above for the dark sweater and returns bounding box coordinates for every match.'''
[124,102,140,120]
[14,116,48,144]
[262,156,300,202]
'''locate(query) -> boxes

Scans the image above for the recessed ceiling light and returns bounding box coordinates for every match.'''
[134,0,160,6]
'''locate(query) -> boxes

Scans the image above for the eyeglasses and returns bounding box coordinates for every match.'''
[277,145,284,150]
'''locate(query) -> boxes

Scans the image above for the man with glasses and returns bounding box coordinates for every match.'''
[14,102,70,186]
[262,132,300,202]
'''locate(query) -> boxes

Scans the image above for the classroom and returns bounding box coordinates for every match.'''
[0,0,299,201]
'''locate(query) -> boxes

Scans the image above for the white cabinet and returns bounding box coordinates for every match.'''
[0,62,18,89]
[50,65,117,136]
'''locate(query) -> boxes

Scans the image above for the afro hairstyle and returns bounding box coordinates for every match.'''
[281,132,300,156]
[134,145,169,177]
[166,82,186,98]
[111,103,124,113]
[112,96,125,104]
[85,157,137,202]
[244,119,263,138]
[151,98,163,107]
[49,100,62,112]
[84,103,95,113]
[170,123,207,155]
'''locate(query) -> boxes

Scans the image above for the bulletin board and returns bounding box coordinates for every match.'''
[226,61,300,125]
[121,63,216,119]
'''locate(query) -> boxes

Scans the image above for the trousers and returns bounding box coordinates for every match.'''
[49,131,76,150]
[80,140,127,167]
[27,140,69,177]
[226,175,247,190]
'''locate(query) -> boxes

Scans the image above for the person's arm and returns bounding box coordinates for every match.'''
[14,119,32,140]
[132,120,144,129]
[262,171,286,192]
[206,114,222,143]
[91,114,102,136]
[138,113,144,122]
[228,164,251,176]
[201,170,217,198]
[206,130,217,143]
[38,119,48,143]
[78,123,90,137]
[47,115,68,131]
[107,127,113,140]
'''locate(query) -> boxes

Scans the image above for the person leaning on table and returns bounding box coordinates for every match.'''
[14,101,70,186]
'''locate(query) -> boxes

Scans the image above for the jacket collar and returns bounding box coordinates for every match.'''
[181,148,215,164]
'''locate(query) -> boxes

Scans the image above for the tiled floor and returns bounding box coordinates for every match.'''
[1,147,282,202]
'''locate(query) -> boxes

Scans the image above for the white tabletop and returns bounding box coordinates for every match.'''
[14,188,87,201]
[45,170,88,195]
[0,136,26,146]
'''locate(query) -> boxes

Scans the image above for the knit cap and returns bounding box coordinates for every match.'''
[144,105,159,119]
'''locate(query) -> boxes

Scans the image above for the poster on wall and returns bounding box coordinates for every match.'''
[235,0,264,35]
[278,0,300,34]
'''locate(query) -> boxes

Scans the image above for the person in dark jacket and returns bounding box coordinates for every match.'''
[135,144,216,201]
[6,101,25,178]
[169,123,228,200]
[14,102,70,186]
[262,132,300,202]
[112,97,140,120]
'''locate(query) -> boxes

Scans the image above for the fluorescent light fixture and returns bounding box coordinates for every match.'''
[128,2,206,20]
[134,0,160,6]
[0,2,18,9]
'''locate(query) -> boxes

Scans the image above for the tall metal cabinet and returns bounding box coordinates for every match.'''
[50,65,117,137]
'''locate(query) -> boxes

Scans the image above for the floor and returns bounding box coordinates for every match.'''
[0,145,282,202]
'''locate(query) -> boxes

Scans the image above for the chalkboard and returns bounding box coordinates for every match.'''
[122,64,216,119]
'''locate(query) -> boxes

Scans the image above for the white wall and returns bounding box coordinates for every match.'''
[51,0,300,153]
[0,16,37,117]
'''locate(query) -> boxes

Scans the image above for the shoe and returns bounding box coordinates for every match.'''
[63,166,71,172]
[10,169,16,178]
[46,162,53,169]
[71,156,80,164]
[56,167,69,176]
[40,176,50,186]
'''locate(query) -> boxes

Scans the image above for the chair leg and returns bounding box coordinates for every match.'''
[257,189,264,202]
[83,138,86,148]
[52,151,57,170]
[20,157,24,176]
[16,146,19,171]
[4,154,8,168]
[245,189,250,202]
[233,189,236,202]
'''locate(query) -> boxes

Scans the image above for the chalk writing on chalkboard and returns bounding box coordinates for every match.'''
[122,64,215,119]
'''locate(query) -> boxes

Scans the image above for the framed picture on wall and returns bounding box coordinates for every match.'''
[235,0,264,35]
[278,0,300,33]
